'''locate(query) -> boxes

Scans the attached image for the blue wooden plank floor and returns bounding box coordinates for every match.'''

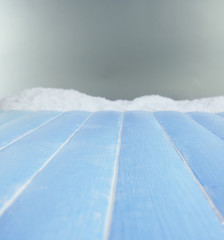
[109,112,224,240]
[0,111,29,126]
[155,112,224,220]
[0,110,224,239]
[187,112,224,140]
[0,111,60,150]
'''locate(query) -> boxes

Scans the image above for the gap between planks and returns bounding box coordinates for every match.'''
[104,112,124,240]
[0,113,93,217]
[153,112,224,225]
[0,112,63,152]
[185,113,224,142]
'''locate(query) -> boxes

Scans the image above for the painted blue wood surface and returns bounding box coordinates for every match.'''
[0,111,122,240]
[109,111,224,240]
[0,111,89,213]
[155,111,224,219]
[187,112,224,140]
[0,111,28,126]
[217,112,224,118]
[0,110,224,239]
[0,111,60,150]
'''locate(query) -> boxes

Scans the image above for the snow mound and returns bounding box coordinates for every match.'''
[0,88,223,112]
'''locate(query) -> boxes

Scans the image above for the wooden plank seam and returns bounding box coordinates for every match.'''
[0,112,92,217]
[186,113,224,141]
[104,112,124,240]
[0,112,63,152]
[0,111,29,126]
[153,112,224,225]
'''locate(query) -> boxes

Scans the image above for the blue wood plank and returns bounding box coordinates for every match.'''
[0,111,60,150]
[0,111,122,240]
[217,112,224,118]
[0,111,28,126]
[0,111,90,214]
[155,111,224,219]
[187,112,224,140]
[109,111,224,240]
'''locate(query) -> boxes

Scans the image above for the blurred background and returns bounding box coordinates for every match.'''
[0,0,224,100]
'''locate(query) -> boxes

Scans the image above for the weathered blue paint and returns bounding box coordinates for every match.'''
[155,111,224,218]
[0,110,224,239]
[0,110,28,126]
[0,111,60,149]
[187,112,224,140]
[109,111,224,240]
[0,111,122,240]
[0,111,89,212]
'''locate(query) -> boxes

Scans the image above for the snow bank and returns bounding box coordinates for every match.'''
[0,88,223,112]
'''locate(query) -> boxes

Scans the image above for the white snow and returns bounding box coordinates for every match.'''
[0,88,223,112]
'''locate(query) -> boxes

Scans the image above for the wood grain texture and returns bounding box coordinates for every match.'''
[0,111,90,213]
[155,111,224,219]
[187,112,224,140]
[0,111,122,240]
[0,111,60,149]
[0,110,28,126]
[109,111,224,240]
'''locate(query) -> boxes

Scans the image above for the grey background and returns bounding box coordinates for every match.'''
[0,0,224,100]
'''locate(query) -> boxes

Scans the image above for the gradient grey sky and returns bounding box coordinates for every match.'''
[0,0,224,100]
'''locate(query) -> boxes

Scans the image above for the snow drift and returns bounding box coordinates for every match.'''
[0,88,223,112]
